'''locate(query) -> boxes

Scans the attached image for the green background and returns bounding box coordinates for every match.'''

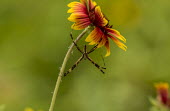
[0,0,170,111]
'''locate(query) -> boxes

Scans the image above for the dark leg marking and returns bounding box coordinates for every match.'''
[64,55,84,76]
[87,44,98,54]
[70,32,83,54]
[86,55,106,74]
[87,38,103,54]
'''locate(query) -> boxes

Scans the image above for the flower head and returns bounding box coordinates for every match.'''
[67,0,108,30]
[155,82,169,106]
[67,0,127,56]
[85,25,126,56]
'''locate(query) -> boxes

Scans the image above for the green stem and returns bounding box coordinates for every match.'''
[49,27,90,111]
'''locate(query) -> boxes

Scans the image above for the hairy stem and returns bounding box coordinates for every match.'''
[49,27,90,111]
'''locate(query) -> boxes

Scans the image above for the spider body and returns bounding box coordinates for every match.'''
[64,33,106,76]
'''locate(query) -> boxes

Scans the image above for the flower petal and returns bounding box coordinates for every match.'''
[67,3,87,14]
[104,40,110,57]
[107,28,126,43]
[71,21,91,30]
[67,1,87,14]
[109,35,127,51]
[67,7,86,13]
[88,0,97,10]
[85,27,103,44]
[24,108,34,111]
[97,35,107,48]
[80,0,86,4]
[155,82,169,105]
[155,83,169,90]
[94,6,108,27]
[68,13,89,22]
[68,2,81,7]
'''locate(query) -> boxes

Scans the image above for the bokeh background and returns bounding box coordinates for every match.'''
[0,0,170,111]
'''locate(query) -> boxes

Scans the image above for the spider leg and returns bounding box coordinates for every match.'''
[87,44,98,54]
[70,32,83,54]
[64,54,84,76]
[101,55,106,68]
[83,45,87,60]
[86,55,106,74]
[87,38,103,54]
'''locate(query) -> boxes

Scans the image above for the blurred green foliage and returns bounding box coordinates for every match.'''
[0,0,170,111]
[149,98,169,111]
[0,105,5,111]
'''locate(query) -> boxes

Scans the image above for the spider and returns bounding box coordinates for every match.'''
[64,32,106,76]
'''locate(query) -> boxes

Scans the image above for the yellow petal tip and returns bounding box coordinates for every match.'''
[154,82,169,89]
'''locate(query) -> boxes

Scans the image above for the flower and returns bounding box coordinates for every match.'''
[24,108,34,111]
[67,0,127,56]
[24,108,43,111]
[155,82,170,106]
[67,0,108,30]
[85,25,127,56]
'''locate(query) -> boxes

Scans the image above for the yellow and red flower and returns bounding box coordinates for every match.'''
[85,25,126,56]
[67,0,108,30]
[67,0,127,56]
[155,82,170,106]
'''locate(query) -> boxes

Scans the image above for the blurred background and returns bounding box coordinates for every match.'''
[0,0,170,111]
